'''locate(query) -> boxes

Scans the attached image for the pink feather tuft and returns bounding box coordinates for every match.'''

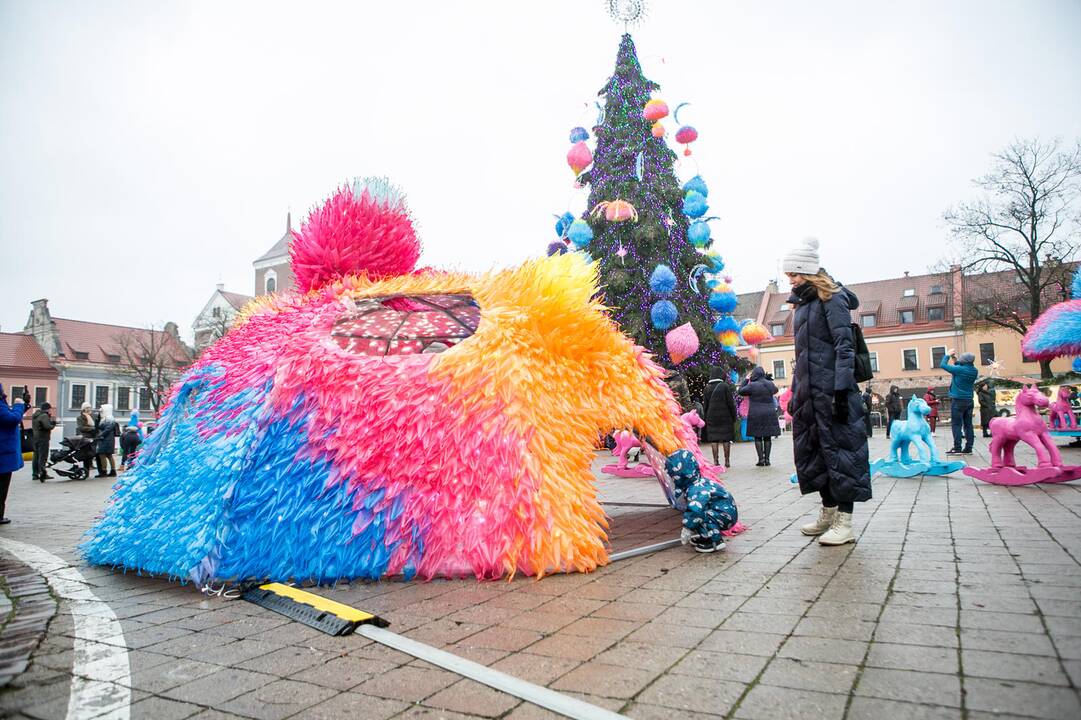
[291,180,421,292]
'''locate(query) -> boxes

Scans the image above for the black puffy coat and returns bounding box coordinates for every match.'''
[738,367,780,438]
[789,283,871,504]
[702,380,737,443]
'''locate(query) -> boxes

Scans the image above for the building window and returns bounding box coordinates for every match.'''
[903,349,919,371]
[34,387,48,406]
[930,284,944,294]
[265,269,278,294]
[868,352,879,373]
[900,310,915,324]
[74,351,89,360]
[9,386,26,401]
[772,360,786,379]
[980,342,995,366]
[71,384,86,409]
[903,288,915,297]
[770,323,785,336]
[779,303,790,311]
[138,387,150,410]
[928,307,945,321]
[931,346,947,368]
[116,387,130,412]
[212,306,222,318]
[861,314,876,328]
[105,353,121,363]
[95,385,110,407]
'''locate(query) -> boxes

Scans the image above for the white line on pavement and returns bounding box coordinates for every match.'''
[0,537,131,720]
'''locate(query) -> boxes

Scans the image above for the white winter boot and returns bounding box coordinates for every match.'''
[818,511,855,545]
[800,506,837,536]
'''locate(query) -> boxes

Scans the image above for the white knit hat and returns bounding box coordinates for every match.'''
[781,237,821,275]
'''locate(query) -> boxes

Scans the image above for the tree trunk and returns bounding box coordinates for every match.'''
[1039,358,1053,379]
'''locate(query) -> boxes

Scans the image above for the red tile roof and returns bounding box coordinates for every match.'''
[52,318,190,366]
[0,332,57,373]
[220,291,253,310]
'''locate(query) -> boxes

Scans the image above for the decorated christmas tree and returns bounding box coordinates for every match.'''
[550,34,759,397]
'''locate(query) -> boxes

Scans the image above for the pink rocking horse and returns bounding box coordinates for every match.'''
[602,410,725,481]
[964,384,1081,485]
[1048,386,1078,431]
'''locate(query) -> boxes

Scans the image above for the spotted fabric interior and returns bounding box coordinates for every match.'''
[331,294,481,356]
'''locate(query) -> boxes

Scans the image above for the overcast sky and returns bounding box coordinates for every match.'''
[2,0,1080,343]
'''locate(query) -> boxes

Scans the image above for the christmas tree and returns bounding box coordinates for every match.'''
[554,34,747,397]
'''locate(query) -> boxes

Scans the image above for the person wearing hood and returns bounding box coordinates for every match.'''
[975,379,996,438]
[665,449,738,554]
[782,238,870,546]
[31,402,56,481]
[924,388,940,434]
[885,386,903,438]
[702,367,737,467]
[0,385,31,523]
[738,366,780,466]
[861,387,874,437]
[119,423,142,472]
[77,402,102,476]
[94,404,120,478]
[942,349,978,454]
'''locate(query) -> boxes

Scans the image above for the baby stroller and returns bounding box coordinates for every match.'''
[47,437,96,481]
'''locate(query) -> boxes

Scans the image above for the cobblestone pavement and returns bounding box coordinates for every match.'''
[0,433,1079,720]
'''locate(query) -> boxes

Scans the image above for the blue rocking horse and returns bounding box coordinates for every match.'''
[871,396,966,478]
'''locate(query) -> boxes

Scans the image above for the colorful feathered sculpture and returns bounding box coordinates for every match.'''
[82,177,691,583]
[1023,271,1081,361]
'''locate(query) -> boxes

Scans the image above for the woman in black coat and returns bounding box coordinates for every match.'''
[783,238,870,546]
[702,368,737,467]
[738,366,780,466]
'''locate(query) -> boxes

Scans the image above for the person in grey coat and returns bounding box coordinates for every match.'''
[702,367,737,467]
[738,366,780,466]
[782,237,871,546]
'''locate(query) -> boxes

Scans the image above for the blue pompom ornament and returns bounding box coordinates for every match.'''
[649,265,677,295]
[554,212,575,237]
[712,316,741,335]
[1074,357,1081,373]
[683,175,709,198]
[688,221,711,247]
[683,191,708,218]
[569,127,589,143]
[651,300,679,330]
[567,219,593,248]
[708,291,738,314]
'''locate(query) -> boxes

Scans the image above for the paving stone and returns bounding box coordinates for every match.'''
[129,658,222,694]
[637,673,746,716]
[234,645,333,677]
[846,697,962,720]
[290,692,407,720]
[874,622,958,648]
[551,661,661,699]
[866,642,958,674]
[625,702,725,719]
[733,684,847,720]
[499,612,574,634]
[161,667,275,705]
[669,649,768,684]
[758,657,859,694]
[959,609,1044,633]
[129,695,203,720]
[589,601,667,622]
[698,629,786,657]
[721,612,801,635]
[219,678,337,720]
[778,636,868,665]
[959,627,1057,656]
[625,619,712,647]
[354,664,460,702]
[793,616,877,642]
[405,619,487,647]
[961,648,1070,686]
[805,600,882,621]
[855,668,961,707]
[963,677,1081,719]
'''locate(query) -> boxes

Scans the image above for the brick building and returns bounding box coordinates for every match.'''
[0,332,58,411]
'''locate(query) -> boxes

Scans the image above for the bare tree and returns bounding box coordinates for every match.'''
[944,138,1081,378]
[111,324,191,413]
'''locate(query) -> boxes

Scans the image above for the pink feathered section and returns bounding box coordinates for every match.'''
[290,186,421,292]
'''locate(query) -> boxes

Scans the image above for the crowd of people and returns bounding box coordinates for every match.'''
[0,386,146,523]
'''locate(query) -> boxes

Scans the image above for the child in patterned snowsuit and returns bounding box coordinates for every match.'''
[665,450,738,553]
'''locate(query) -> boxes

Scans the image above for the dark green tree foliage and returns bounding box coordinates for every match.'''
[579,34,727,392]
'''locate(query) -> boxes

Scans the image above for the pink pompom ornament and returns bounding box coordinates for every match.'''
[567,142,593,176]
[591,199,638,223]
[290,177,420,292]
[643,99,669,121]
[675,126,698,156]
[740,322,770,346]
[666,323,699,365]
[651,121,665,139]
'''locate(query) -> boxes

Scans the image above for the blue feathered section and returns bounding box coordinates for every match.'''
[1072,271,1081,299]
[712,316,741,335]
[709,292,738,313]
[683,176,709,198]
[651,300,679,330]
[81,367,261,582]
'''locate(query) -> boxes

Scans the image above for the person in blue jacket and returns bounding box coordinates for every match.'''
[665,450,738,553]
[941,350,978,455]
[0,384,31,524]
